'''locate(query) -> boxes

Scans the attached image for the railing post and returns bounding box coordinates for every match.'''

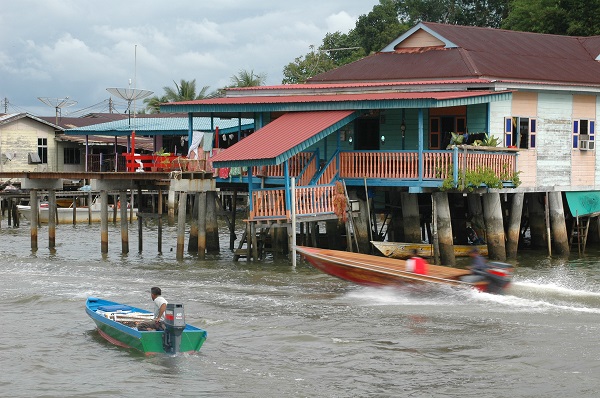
[418,108,424,183]
[452,146,459,186]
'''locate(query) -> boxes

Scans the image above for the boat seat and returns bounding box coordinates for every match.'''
[98,304,132,312]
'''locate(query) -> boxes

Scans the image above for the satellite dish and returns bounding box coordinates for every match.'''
[37,97,77,124]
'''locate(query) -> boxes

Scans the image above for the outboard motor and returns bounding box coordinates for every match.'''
[163,303,186,354]
[475,262,513,294]
[461,262,513,294]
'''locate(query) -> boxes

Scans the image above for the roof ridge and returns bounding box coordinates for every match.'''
[457,48,480,76]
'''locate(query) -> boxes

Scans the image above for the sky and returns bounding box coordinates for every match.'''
[0,1,380,117]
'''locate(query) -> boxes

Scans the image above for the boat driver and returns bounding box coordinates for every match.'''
[136,286,168,331]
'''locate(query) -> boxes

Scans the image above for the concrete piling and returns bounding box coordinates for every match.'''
[482,192,506,261]
[433,192,455,266]
[401,192,421,243]
[549,191,570,256]
[506,193,524,259]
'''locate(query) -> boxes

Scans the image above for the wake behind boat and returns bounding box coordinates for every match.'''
[85,297,207,355]
[296,246,512,294]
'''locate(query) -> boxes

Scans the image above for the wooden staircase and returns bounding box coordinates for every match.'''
[570,214,592,255]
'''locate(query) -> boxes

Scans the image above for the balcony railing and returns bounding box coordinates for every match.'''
[247,148,518,220]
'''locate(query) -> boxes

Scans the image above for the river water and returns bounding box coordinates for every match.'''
[1,219,600,398]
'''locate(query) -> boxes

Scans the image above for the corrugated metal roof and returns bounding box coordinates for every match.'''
[310,22,600,85]
[211,111,358,168]
[162,90,509,114]
[65,117,254,136]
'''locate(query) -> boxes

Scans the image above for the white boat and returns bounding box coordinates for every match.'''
[17,198,137,224]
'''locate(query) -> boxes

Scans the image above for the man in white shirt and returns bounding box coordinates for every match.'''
[137,287,168,331]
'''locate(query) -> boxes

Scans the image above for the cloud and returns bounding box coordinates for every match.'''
[0,1,380,116]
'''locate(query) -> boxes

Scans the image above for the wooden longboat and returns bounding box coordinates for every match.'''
[86,297,207,355]
[17,204,138,224]
[371,241,488,259]
[296,246,496,292]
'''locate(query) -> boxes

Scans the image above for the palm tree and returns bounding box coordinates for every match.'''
[229,69,267,87]
[143,79,212,113]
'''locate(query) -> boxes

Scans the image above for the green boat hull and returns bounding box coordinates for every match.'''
[86,297,207,355]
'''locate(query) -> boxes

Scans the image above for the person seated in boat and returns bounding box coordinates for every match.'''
[136,287,168,331]
[406,249,428,275]
[469,247,489,274]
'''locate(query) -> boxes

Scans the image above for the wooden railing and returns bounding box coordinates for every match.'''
[252,152,313,177]
[87,154,127,172]
[297,155,318,187]
[123,153,205,172]
[340,151,419,179]
[249,184,337,220]
[294,184,335,216]
[340,150,517,181]
[316,156,338,185]
[250,188,287,219]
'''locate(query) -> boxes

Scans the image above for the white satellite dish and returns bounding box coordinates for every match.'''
[37,97,77,124]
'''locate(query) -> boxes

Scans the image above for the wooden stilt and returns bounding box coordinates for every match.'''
[176,192,187,260]
[188,193,198,253]
[48,190,56,250]
[157,188,163,254]
[483,192,506,261]
[206,191,220,253]
[506,193,524,259]
[120,191,129,254]
[30,189,38,251]
[433,192,455,266]
[549,191,569,256]
[401,192,421,243]
[101,190,109,254]
[198,191,207,260]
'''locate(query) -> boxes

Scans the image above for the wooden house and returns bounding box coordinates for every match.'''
[160,22,600,261]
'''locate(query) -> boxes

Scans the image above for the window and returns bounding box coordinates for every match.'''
[429,116,466,149]
[64,148,81,164]
[572,119,595,149]
[505,117,536,149]
[37,138,48,163]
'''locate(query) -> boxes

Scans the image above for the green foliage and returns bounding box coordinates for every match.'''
[282,48,337,84]
[143,79,213,113]
[502,0,600,35]
[440,164,521,192]
[229,69,267,88]
[396,0,510,29]
[471,133,499,147]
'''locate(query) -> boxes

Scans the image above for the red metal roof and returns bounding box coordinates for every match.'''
[210,111,355,165]
[310,22,600,85]
[174,90,500,106]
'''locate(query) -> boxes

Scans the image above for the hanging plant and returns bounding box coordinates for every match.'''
[332,181,348,223]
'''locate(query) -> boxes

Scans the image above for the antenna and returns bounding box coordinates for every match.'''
[37,97,77,125]
[106,45,153,155]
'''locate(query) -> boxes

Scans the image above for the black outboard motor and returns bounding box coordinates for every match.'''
[461,262,513,294]
[163,303,186,354]
[476,262,513,294]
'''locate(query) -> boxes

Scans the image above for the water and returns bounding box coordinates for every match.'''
[1,221,600,397]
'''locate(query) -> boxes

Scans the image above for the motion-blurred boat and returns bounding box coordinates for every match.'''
[297,246,511,294]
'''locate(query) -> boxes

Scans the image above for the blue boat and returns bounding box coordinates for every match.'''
[86,297,207,355]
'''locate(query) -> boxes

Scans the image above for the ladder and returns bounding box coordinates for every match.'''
[569,214,591,255]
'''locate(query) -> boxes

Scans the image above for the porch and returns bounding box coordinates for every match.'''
[247,147,518,220]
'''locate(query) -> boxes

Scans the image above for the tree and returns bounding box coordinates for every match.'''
[229,69,267,87]
[502,0,600,36]
[396,0,510,29]
[143,79,212,113]
[354,0,406,53]
[282,0,402,84]
[282,46,336,84]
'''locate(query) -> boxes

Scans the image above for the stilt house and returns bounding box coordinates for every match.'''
[161,22,600,261]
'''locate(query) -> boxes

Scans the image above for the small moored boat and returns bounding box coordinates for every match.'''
[371,241,488,259]
[296,246,512,294]
[85,297,207,355]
